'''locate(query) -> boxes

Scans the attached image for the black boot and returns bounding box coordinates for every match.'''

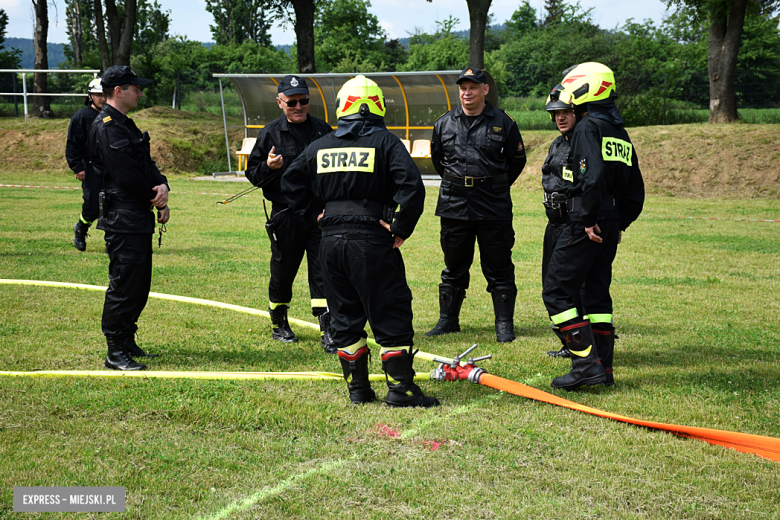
[492,286,516,343]
[105,335,146,371]
[337,344,376,404]
[269,305,298,343]
[425,284,465,337]
[318,311,337,354]
[551,321,605,390]
[124,333,159,358]
[547,324,572,358]
[73,220,90,251]
[382,348,440,408]
[593,325,616,386]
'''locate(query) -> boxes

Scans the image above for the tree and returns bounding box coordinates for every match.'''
[401,16,469,71]
[505,1,538,36]
[32,0,52,117]
[264,0,319,72]
[425,0,493,68]
[315,0,387,71]
[94,0,138,68]
[495,1,605,96]
[544,0,564,26]
[665,0,780,122]
[65,0,93,65]
[206,0,272,46]
[0,9,23,69]
[131,0,171,104]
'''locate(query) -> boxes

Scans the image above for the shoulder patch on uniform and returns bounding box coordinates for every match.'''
[102,116,112,124]
[435,111,449,123]
[500,109,515,123]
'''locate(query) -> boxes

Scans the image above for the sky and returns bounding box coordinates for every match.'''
[2,0,671,45]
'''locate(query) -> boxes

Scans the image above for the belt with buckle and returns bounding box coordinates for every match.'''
[443,172,508,187]
[566,196,616,213]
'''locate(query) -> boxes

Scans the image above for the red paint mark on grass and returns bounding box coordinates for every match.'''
[374,423,400,438]
[421,440,441,451]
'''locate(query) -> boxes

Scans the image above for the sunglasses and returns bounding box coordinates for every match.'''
[278,97,310,107]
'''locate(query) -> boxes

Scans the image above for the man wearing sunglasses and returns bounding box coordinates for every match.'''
[245,75,334,352]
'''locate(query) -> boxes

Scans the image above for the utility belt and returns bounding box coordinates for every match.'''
[542,193,616,221]
[565,196,616,213]
[443,172,508,187]
[98,191,152,217]
[324,199,394,223]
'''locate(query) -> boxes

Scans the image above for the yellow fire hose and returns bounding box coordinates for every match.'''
[0,370,427,382]
[3,279,780,462]
[0,278,453,368]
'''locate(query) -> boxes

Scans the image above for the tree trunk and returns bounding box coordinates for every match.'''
[32,0,52,117]
[290,0,316,73]
[94,0,112,70]
[104,0,121,63]
[708,0,747,123]
[68,0,84,64]
[115,0,137,65]
[467,0,492,69]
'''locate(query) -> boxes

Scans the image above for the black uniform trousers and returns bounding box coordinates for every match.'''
[268,207,326,313]
[542,219,619,326]
[81,165,101,223]
[102,232,153,337]
[440,217,516,292]
[320,232,414,349]
[542,220,586,318]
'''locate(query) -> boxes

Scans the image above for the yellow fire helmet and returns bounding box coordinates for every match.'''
[561,62,616,105]
[545,84,575,121]
[336,75,386,120]
[88,78,103,94]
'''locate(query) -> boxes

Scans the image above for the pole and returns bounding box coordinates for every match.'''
[22,73,28,123]
[176,70,181,110]
[662,75,667,126]
[218,77,232,175]
[12,73,18,117]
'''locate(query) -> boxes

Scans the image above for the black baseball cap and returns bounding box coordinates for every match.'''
[456,67,487,84]
[101,65,152,88]
[277,75,309,96]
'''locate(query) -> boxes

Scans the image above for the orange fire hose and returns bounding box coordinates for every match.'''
[479,373,780,462]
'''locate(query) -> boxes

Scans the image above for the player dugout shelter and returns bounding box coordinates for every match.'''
[213,71,499,176]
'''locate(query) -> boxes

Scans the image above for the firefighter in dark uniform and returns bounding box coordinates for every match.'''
[245,76,335,352]
[540,84,587,358]
[281,75,438,408]
[426,67,526,343]
[543,63,644,390]
[66,78,105,251]
[89,65,170,370]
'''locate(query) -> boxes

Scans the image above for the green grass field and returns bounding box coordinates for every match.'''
[1,170,780,518]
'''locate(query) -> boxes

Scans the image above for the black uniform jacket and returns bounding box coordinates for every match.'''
[281,121,425,241]
[542,132,574,196]
[568,114,645,231]
[89,103,168,234]
[66,105,100,175]
[432,101,526,221]
[245,113,333,207]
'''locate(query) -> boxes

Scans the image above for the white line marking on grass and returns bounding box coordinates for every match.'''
[202,458,349,520]
[399,394,502,441]
[202,397,503,518]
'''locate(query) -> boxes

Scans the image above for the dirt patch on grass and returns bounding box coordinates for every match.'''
[2,112,779,197]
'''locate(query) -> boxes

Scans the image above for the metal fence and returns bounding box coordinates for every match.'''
[2,68,778,125]
[0,69,100,121]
